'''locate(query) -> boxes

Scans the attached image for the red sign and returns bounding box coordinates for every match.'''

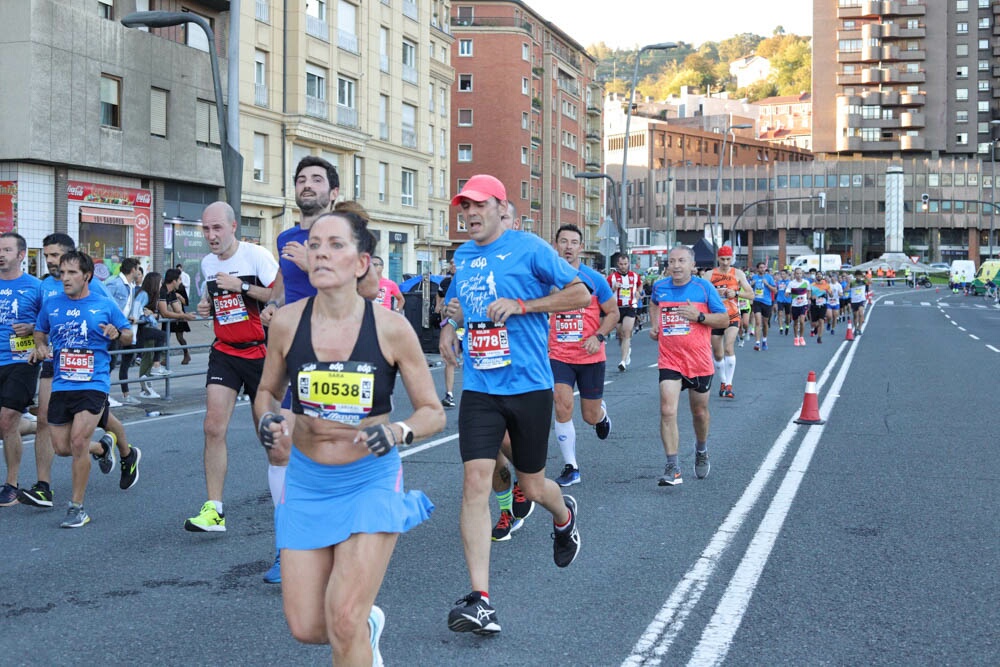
[133,211,151,255]
[67,180,151,208]
[0,181,16,233]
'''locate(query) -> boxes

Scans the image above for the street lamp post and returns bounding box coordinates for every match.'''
[575,171,618,268]
[121,11,243,222]
[714,123,752,250]
[620,42,677,257]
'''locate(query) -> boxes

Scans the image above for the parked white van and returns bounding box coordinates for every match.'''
[950,260,976,285]
[789,254,843,272]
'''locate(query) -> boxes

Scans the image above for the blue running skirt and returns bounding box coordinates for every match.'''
[276,446,434,550]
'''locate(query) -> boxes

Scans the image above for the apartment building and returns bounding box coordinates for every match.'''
[243,0,455,279]
[0,0,226,276]
[449,0,602,257]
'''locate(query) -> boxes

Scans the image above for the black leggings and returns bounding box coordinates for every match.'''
[119,325,167,394]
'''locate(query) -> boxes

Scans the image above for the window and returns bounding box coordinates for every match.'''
[401,168,415,206]
[561,193,576,211]
[979,121,989,133]
[379,27,390,72]
[458,144,472,161]
[306,64,327,118]
[439,170,446,198]
[306,0,328,39]
[100,75,121,128]
[980,39,990,50]
[401,103,416,148]
[459,39,473,56]
[354,155,363,199]
[378,162,387,202]
[978,17,990,29]
[957,110,969,123]
[254,50,268,107]
[338,0,358,53]
[957,44,969,56]
[956,88,969,101]
[427,123,434,153]
[458,74,472,91]
[337,76,357,126]
[521,147,528,164]
[957,133,969,145]
[521,111,529,130]
[956,0,969,10]
[522,43,530,60]
[402,39,417,84]
[440,129,446,157]
[521,181,529,199]
[957,66,969,78]
[379,94,389,140]
[439,210,446,237]
[253,133,266,182]
[957,22,969,34]
[458,108,473,126]
[150,87,167,137]
[521,77,529,95]
[428,83,435,113]
[427,168,434,197]
[979,100,991,112]
[98,0,113,19]
[195,99,220,146]
[440,87,447,117]
[980,60,990,71]
[979,81,990,92]
[185,10,212,51]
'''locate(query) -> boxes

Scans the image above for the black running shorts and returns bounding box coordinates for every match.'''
[658,369,713,393]
[48,390,110,429]
[0,363,41,412]
[458,389,553,474]
[205,347,265,401]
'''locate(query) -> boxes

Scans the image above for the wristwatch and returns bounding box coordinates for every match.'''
[394,421,414,445]
[697,312,706,323]
[240,282,251,295]
[595,333,606,343]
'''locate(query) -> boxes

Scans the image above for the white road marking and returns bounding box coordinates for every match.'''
[920,302,930,306]
[940,302,950,307]
[975,304,986,309]
[958,327,966,332]
[951,320,959,326]
[970,335,980,340]
[988,345,1000,353]
[884,300,894,305]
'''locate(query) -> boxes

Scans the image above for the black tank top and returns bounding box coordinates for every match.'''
[287,298,396,421]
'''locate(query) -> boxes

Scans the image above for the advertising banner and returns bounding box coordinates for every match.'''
[0,181,16,233]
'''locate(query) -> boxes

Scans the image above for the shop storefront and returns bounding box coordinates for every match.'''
[67,180,152,269]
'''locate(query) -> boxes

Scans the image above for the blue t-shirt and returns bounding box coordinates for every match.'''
[41,275,109,302]
[750,273,776,305]
[452,230,579,395]
[0,274,43,366]
[578,263,614,304]
[276,225,315,306]
[35,291,131,393]
[775,278,791,303]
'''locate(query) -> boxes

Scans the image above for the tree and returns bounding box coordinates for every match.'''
[717,33,764,64]
[771,38,812,95]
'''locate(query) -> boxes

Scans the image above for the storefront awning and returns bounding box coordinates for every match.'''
[80,206,135,226]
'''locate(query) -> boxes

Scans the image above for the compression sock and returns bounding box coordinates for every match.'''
[723,355,736,385]
[495,487,513,514]
[554,419,577,469]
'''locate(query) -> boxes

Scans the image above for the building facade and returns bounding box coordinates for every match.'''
[0,0,226,278]
[449,0,602,259]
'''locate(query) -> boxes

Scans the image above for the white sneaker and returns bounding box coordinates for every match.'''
[121,395,142,406]
[140,388,161,399]
[150,366,172,377]
[107,396,122,408]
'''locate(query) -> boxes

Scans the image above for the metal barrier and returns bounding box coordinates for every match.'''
[104,317,212,401]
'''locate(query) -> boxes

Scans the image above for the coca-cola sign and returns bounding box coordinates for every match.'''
[67,180,152,208]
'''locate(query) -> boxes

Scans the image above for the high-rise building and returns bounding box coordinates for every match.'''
[813,0,994,158]
[449,0,602,255]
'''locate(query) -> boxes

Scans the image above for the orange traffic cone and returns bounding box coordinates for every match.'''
[794,371,825,425]
[845,320,855,341]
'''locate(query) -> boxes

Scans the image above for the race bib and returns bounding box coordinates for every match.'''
[554,312,584,343]
[59,348,95,382]
[213,292,249,325]
[754,287,764,297]
[9,333,34,361]
[467,320,511,370]
[296,361,375,425]
[815,295,827,306]
[660,307,691,336]
[620,287,631,299]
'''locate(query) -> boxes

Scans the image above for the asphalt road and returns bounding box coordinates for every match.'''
[2,286,997,666]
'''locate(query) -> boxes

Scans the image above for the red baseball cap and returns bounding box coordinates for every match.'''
[718,245,734,257]
[451,174,507,206]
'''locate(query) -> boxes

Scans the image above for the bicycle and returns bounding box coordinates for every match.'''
[984,282,999,305]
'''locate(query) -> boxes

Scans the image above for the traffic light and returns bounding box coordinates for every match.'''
[817,192,826,209]
[921,193,929,211]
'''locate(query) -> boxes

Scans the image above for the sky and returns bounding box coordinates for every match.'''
[521,0,813,49]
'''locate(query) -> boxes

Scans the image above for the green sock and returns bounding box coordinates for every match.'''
[496,488,513,513]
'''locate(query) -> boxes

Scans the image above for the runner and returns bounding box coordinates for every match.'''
[440,174,587,634]
[185,201,278,535]
[548,224,618,487]
[255,210,443,665]
[372,257,405,313]
[436,259,458,408]
[737,294,752,347]
[827,275,843,334]
[809,272,832,344]
[850,270,868,334]
[708,245,753,399]
[18,234,139,509]
[775,269,792,335]
[838,272,851,322]
[786,267,810,346]
[648,246,728,485]
[0,233,43,507]
[30,251,135,527]
[749,262,777,351]
[607,252,642,371]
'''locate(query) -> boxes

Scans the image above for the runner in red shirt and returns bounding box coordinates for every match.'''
[186,201,278,534]
[607,252,642,371]
[708,245,753,399]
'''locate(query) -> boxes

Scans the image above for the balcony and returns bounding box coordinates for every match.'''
[402,0,418,21]
[556,78,579,97]
[861,45,882,62]
[861,68,884,84]
[900,134,925,151]
[898,70,925,83]
[586,131,601,141]
[899,92,925,105]
[861,23,882,40]
[587,104,600,115]
[255,0,269,22]
[306,95,327,119]
[900,111,925,128]
[430,17,451,36]
[881,45,900,61]
[337,105,358,128]
[585,161,601,171]
[890,1,925,16]
[838,72,861,85]
[451,16,532,34]
[837,51,862,63]
[254,83,268,107]
[306,16,329,41]
[898,49,926,61]
[402,65,418,84]
[338,30,359,54]
[880,90,901,105]
[585,183,600,197]
[860,0,885,18]
[837,136,864,151]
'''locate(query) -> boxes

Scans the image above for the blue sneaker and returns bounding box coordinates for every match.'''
[369,605,385,666]
[555,464,580,487]
[761,340,768,351]
[263,551,281,584]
